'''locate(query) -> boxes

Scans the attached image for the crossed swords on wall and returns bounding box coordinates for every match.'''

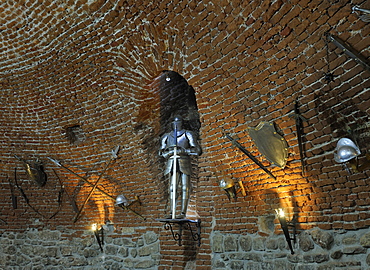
[9,146,145,223]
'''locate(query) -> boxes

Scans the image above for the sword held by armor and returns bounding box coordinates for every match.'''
[171,124,179,219]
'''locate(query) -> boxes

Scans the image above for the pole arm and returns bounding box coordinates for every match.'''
[48,157,145,220]
[225,134,276,180]
[73,159,114,223]
[326,33,370,72]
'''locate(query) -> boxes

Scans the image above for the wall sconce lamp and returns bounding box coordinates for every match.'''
[334,138,370,173]
[219,179,247,201]
[92,223,104,252]
[275,208,296,255]
[219,178,237,201]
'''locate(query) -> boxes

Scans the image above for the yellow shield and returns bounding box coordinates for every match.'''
[248,122,288,168]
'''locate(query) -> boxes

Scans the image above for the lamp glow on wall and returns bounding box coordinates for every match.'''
[275,208,296,255]
[92,223,104,252]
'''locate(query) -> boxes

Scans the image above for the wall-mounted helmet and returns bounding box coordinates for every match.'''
[115,194,129,206]
[334,138,361,163]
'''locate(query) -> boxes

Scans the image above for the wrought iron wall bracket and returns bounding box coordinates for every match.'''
[157,219,201,247]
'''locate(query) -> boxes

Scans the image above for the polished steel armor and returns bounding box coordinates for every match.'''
[115,194,129,206]
[159,116,201,219]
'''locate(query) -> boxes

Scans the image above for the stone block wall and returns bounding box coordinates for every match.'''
[0,228,161,270]
[211,228,370,269]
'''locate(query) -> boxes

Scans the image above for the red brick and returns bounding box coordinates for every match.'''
[0,2,369,268]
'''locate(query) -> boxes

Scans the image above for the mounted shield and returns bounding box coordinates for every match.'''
[14,155,47,187]
[248,122,288,168]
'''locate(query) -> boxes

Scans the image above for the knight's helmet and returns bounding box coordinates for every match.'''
[334,138,361,163]
[171,115,183,131]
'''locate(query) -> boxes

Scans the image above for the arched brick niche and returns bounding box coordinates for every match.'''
[148,70,202,218]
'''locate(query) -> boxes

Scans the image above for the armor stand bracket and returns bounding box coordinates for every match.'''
[156,218,201,247]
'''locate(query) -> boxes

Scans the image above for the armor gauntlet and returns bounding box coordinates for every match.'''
[161,147,187,159]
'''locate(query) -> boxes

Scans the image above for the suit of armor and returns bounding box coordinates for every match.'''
[159,116,201,219]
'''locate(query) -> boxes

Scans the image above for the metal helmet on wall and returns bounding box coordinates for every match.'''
[334,138,361,163]
[115,194,129,206]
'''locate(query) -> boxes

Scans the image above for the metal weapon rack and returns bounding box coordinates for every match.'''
[157,218,201,247]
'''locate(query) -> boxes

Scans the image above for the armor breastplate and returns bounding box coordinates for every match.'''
[162,130,192,175]
[165,131,190,150]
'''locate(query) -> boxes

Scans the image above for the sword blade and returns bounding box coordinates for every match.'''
[171,126,178,219]
[294,101,306,176]
[226,134,276,180]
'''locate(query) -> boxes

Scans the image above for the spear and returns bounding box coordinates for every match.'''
[73,146,120,223]
[48,156,145,220]
[47,157,113,198]
[226,134,276,180]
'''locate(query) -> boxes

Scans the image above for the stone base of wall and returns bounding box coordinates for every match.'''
[211,227,370,270]
[0,228,160,270]
[3,226,370,269]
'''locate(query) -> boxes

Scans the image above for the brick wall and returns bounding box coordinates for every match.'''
[0,0,369,269]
